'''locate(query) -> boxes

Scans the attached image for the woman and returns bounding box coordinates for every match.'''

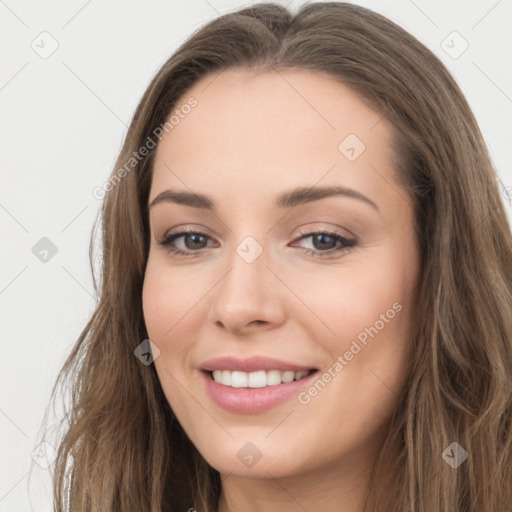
[47,2,512,511]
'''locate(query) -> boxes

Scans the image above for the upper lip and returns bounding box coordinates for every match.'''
[200,356,316,373]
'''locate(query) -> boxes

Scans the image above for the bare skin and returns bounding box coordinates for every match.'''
[142,68,420,512]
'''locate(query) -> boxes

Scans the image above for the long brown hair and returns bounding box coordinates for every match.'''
[45,2,512,510]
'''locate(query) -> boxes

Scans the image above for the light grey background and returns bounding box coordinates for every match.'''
[1,0,511,510]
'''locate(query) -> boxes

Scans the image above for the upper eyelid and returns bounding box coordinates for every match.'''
[159,227,355,246]
[159,221,355,238]
[159,227,216,244]
[160,227,350,238]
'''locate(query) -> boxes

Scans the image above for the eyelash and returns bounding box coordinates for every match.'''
[157,227,356,258]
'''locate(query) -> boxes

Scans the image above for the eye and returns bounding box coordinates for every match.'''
[157,229,217,257]
[156,227,356,258]
[292,228,356,257]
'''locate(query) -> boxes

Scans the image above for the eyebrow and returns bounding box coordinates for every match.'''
[148,185,379,211]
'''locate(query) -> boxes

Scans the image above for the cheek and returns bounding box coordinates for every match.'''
[289,255,416,428]
[291,260,410,354]
[142,261,199,416]
[292,265,414,433]
[142,259,197,358]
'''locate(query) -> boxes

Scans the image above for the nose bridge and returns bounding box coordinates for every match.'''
[208,232,284,330]
[218,234,268,306]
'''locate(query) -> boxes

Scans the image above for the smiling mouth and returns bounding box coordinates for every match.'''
[207,369,318,388]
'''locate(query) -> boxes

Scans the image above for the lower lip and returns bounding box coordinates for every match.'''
[201,370,317,414]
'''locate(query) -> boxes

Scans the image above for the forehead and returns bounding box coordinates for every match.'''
[150,67,397,208]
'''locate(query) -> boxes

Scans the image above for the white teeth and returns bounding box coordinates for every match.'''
[231,371,248,388]
[248,370,267,388]
[210,369,311,388]
[281,371,295,383]
[266,370,282,386]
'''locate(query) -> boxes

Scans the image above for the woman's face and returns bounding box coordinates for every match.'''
[142,68,420,480]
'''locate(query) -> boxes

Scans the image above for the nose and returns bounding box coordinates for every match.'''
[206,239,286,335]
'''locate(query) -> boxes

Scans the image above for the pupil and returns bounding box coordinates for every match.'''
[186,234,206,249]
[314,234,335,250]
